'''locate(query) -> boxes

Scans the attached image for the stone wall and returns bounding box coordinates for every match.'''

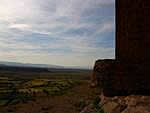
[116,0,150,64]
[91,0,150,96]
[92,59,150,96]
[116,0,150,95]
[91,59,115,88]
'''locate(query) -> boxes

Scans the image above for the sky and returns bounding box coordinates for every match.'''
[0,0,115,68]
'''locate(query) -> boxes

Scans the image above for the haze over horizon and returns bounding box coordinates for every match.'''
[0,0,115,68]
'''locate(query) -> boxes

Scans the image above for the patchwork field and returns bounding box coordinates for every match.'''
[0,77,80,106]
[0,68,102,113]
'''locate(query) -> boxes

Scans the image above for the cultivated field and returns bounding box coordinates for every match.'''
[0,68,102,113]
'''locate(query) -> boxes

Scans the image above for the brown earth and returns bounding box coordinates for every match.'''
[1,81,100,113]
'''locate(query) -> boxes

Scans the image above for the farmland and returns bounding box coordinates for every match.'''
[0,67,101,113]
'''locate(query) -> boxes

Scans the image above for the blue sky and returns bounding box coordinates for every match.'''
[0,0,115,68]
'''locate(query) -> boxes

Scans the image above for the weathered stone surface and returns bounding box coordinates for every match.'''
[91,59,115,88]
[80,104,97,113]
[99,94,150,113]
[102,101,119,113]
[122,106,150,113]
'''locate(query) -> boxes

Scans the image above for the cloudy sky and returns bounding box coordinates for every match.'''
[0,0,115,68]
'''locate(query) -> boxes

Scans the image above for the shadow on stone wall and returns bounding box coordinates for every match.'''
[91,59,150,97]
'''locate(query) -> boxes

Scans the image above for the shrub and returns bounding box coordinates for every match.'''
[74,99,87,112]
[92,96,104,113]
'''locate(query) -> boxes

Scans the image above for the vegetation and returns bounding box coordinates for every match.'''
[0,77,81,107]
[73,98,87,112]
[92,96,104,113]
[0,69,102,113]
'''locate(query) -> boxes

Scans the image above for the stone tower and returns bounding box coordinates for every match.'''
[116,0,150,95]
[92,0,150,96]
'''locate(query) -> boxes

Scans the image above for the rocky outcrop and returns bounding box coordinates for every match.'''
[80,94,150,113]
[100,94,150,113]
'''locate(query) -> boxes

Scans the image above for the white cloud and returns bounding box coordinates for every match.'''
[9,24,31,30]
[0,0,115,67]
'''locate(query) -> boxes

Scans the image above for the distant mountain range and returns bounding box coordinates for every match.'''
[0,61,65,69]
[0,61,91,70]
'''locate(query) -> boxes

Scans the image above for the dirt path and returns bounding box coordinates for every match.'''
[3,81,100,113]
